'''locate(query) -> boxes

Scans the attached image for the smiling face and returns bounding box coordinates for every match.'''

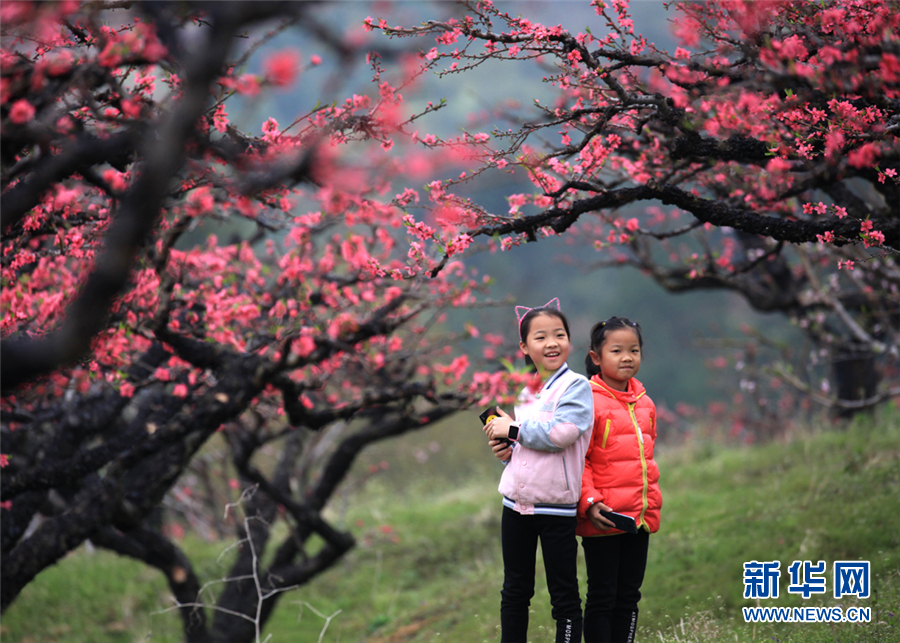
[590,327,642,391]
[520,312,570,378]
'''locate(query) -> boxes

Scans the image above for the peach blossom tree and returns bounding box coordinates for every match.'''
[3,0,900,639]
[375,0,899,432]
[0,2,519,640]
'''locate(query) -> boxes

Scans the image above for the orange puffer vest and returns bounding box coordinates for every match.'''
[576,375,662,537]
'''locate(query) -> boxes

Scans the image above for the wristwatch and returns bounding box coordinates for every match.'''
[507,422,519,441]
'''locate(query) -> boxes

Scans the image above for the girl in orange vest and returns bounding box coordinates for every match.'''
[577,317,662,643]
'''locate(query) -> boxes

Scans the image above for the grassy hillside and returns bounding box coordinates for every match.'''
[2,406,898,643]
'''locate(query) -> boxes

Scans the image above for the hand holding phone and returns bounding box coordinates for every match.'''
[599,509,638,534]
[479,406,517,445]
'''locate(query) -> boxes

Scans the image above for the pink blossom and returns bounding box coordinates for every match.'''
[121,98,141,118]
[671,16,701,47]
[766,157,791,174]
[261,117,280,142]
[56,115,76,133]
[0,1,32,25]
[294,335,316,358]
[45,50,74,77]
[795,141,814,159]
[102,169,128,192]
[394,188,419,206]
[264,49,300,88]
[867,230,885,246]
[446,233,474,256]
[9,99,35,124]
[435,355,470,381]
[186,186,214,217]
[824,130,845,161]
[211,103,229,133]
[97,40,123,67]
[236,74,260,96]
[847,143,878,169]
[879,53,900,83]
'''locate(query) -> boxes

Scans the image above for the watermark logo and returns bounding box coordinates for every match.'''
[743,560,781,599]
[834,561,870,599]
[742,560,871,623]
[788,560,826,599]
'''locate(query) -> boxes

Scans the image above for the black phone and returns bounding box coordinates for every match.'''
[479,406,512,447]
[599,509,638,534]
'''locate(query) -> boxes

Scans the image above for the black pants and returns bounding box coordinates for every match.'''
[581,529,650,643]
[500,506,583,643]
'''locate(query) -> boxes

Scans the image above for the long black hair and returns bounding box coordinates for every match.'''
[584,316,643,377]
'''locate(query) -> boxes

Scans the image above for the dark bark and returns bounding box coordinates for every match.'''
[468,183,899,250]
[1,469,125,610]
[0,130,141,231]
[833,348,880,420]
[209,403,463,642]
[92,525,210,643]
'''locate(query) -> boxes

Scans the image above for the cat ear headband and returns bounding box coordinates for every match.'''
[515,297,561,331]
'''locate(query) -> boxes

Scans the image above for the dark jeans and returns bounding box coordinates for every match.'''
[582,529,650,643]
[500,506,583,643]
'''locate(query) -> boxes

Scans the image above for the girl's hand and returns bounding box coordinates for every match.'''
[588,502,617,530]
[486,417,513,440]
[489,438,512,462]
[485,407,513,440]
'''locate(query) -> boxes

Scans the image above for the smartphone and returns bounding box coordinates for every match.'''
[599,509,638,534]
[479,406,512,447]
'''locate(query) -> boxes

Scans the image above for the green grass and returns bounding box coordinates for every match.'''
[2,406,899,642]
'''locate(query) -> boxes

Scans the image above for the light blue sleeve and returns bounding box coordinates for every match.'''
[518,377,593,453]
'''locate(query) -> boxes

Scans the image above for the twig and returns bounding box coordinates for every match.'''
[295,601,343,643]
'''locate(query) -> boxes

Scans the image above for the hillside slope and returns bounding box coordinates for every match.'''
[2,408,898,643]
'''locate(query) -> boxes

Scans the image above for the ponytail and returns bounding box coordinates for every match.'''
[584,351,602,377]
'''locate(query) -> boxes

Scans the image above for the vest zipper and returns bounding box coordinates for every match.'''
[628,401,649,528]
